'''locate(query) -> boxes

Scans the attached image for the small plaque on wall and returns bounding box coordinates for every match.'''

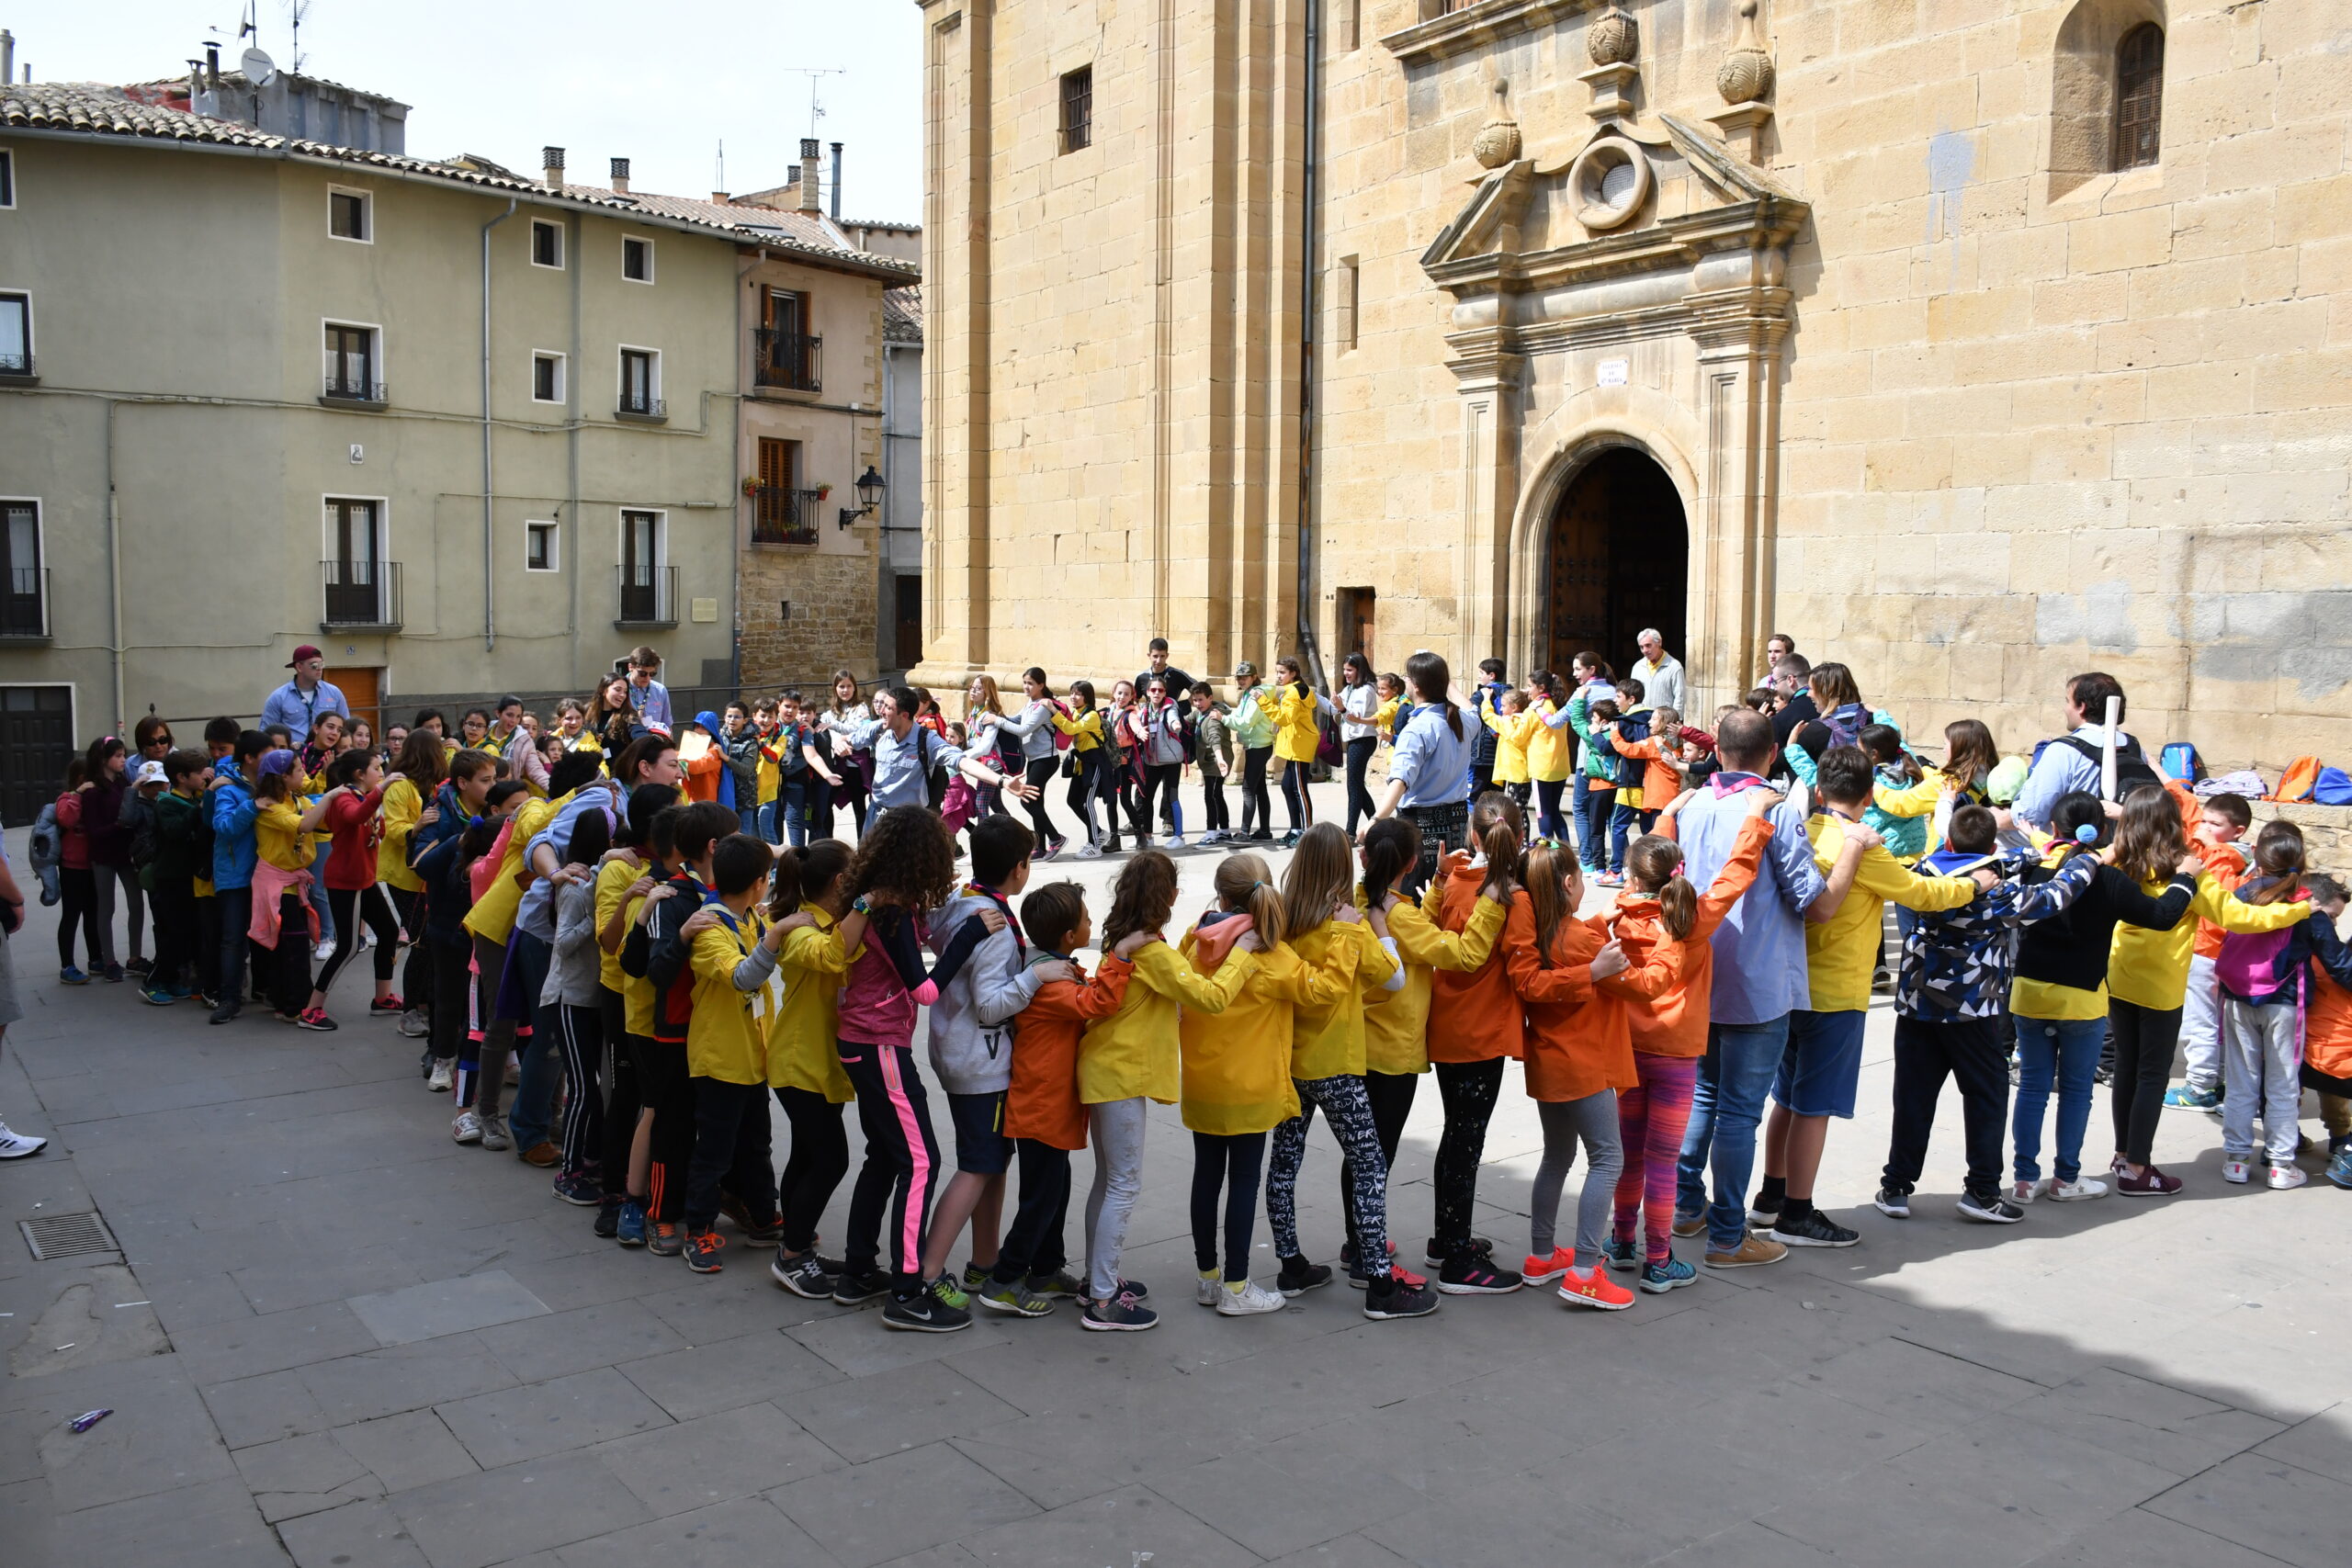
[691,597,718,624]
[1598,359,1629,387]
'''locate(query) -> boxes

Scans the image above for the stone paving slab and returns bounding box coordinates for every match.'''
[4,792,2350,1568]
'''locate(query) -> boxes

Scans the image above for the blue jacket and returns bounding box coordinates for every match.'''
[695,710,735,812]
[1897,848,2096,1021]
[209,761,259,891]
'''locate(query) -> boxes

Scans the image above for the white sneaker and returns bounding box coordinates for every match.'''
[1194,1274,1220,1308]
[2267,1165,2309,1190]
[362,927,378,949]
[428,1059,454,1092]
[1216,1279,1289,1316]
[2044,1176,2108,1201]
[2222,1159,2252,1184]
[1167,834,1188,849]
[451,1109,483,1144]
[0,1120,49,1159]
[314,940,336,964]
[1073,841,1102,860]
[2010,1180,2036,1204]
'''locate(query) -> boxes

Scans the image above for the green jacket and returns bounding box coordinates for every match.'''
[1226,686,1276,751]
[1566,693,1616,784]
[148,789,209,883]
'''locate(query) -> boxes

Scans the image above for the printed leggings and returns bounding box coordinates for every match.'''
[1431,1056,1505,1261]
[1267,1074,1391,1272]
[1530,1090,1624,1266]
[1190,1130,1266,1281]
[1612,1053,1700,1263]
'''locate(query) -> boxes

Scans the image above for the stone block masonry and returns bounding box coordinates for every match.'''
[739,547,880,693]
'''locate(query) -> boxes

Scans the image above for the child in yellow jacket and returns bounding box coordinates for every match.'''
[757,839,868,1296]
[674,832,784,1274]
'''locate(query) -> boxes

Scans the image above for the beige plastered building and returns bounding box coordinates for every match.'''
[913,0,2352,767]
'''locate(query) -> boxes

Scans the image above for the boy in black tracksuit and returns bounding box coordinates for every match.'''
[625,801,740,1257]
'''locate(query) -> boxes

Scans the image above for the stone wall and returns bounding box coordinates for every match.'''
[2248,801,2352,879]
[738,548,879,694]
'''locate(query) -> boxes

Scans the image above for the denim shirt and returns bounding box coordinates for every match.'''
[1389,703,1476,808]
[1678,773,1826,1025]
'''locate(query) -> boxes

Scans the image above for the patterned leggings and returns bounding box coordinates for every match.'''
[1267,1074,1390,1273]
[1613,1053,1699,1263]
[1431,1057,1505,1260]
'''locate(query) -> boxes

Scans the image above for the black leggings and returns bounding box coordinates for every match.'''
[994,1138,1072,1284]
[1021,756,1062,847]
[429,943,470,1063]
[1432,1056,1505,1260]
[1341,1070,1419,1252]
[837,1038,938,1292]
[57,865,99,968]
[818,773,868,839]
[1138,762,1181,837]
[775,1085,852,1255]
[1190,1130,1267,1280]
[264,888,313,1018]
[390,886,431,1009]
[314,885,401,998]
[1200,773,1229,833]
[2109,998,2181,1167]
[1280,758,1314,831]
[1240,746,1273,836]
[600,992,640,1201]
[1344,737,1378,834]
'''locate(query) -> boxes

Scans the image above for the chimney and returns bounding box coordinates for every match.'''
[830,141,843,220]
[798,138,821,213]
[712,190,729,205]
[205,42,221,88]
[1,33,14,89]
[542,145,565,187]
[609,156,630,195]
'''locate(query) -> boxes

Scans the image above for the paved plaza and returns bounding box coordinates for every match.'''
[3,787,2348,1568]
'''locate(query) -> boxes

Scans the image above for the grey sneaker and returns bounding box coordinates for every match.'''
[397,1008,429,1038]
[477,1114,514,1152]
[976,1277,1055,1317]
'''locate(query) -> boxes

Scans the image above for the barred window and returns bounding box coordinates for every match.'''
[1060,67,1093,154]
[2113,25,2163,171]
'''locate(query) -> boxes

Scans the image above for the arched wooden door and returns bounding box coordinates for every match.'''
[1545,447,1688,681]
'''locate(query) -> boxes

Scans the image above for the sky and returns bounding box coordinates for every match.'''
[12,0,927,221]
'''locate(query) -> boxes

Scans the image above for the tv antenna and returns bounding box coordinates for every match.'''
[781,68,845,138]
[285,0,311,74]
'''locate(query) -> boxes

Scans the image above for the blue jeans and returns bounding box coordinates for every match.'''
[307,840,335,946]
[1534,778,1567,842]
[1575,783,1612,869]
[754,800,779,845]
[505,930,562,1152]
[780,779,808,847]
[2012,1015,2102,1185]
[1609,800,1643,874]
[1676,1016,1791,1251]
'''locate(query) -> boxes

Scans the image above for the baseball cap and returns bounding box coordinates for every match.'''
[132,760,168,787]
[287,645,324,667]
[1986,755,2030,806]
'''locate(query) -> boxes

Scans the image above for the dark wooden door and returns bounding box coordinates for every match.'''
[895,576,924,670]
[0,684,74,828]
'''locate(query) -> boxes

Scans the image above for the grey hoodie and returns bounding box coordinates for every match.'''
[924,885,1045,1095]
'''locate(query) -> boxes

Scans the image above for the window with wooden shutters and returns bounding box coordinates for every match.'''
[752,437,815,545]
[2113,25,2163,171]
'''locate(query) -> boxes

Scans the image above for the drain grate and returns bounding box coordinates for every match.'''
[20,1212,119,1261]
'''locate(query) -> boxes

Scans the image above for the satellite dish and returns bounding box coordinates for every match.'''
[241,47,277,86]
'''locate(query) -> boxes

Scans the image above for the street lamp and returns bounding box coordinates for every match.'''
[837,465,886,530]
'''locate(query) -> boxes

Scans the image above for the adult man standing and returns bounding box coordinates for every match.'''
[1633,629,1686,719]
[261,647,351,747]
[1135,639,1197,834]
[869,686,1035,813]
[624,647,674,739]
[1669,709,1865,1269]
[1766,653,1815,782]
[2011,671,2146,831]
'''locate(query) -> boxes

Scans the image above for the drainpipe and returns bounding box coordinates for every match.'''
[1295,0,1324,687]
[105,399,124,732]
[481,198,517,651]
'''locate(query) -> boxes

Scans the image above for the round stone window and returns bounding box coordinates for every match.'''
[1569,139,1652,231]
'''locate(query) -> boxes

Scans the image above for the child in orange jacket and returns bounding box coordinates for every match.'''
[1601,792,1778,1289]
[2300,875,2352,1188]
[1503,840,1668,1311]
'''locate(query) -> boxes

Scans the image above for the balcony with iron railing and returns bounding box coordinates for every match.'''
[616,389,668,423]
[751,485,824,547]
[0,348,33,381]
[321,559,402,630]
[616,564,677,627]
[752,328,821,394]
[321,353,387,408]
[0,566,49,639]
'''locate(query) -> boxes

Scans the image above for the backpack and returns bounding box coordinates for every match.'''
[2056,734,2164,799]
[2270,755,2324,803]
[2158,742,2205,784]
[1315,704,1342,769]
[2314,767,2352,807]
[1049,698,1074,752]
[123,792,160,870]
[27,801,61,905]
[1818,702,1870,750]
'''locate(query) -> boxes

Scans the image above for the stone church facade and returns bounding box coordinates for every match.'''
[912,0,2351,764]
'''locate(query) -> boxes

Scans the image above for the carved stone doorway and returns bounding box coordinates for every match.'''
[1545,446,1688,682]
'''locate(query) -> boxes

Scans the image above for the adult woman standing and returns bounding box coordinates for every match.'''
[1339,653,1383,838]
[1228,662,1276,842]
[1364,651,1476,896]
[82,735,140,981]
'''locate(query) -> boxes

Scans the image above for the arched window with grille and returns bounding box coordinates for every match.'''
[2113,24,2164,171]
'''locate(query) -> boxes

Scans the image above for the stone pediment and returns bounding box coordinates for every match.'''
[1421,114,1805,299]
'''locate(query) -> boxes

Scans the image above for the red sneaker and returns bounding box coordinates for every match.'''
[1556,1263,1635,1312]
[370,994,406,1014]
[1521,1247,1576,1284]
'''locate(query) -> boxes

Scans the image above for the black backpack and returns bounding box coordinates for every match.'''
[2057,734,2164,798]
[123,792,160,869]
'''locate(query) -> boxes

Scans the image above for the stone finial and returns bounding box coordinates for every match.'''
[1717,1,1775,106]
[1471,77,1522,170]
[1587,6,1636,69]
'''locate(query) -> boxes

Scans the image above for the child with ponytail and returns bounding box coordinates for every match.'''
[1178,853,1322,1315]
[1600,789,1780,1291]
[754,839,862,1298]
[1080,850,1261,1330]
[1351,817,1510,1277]
[1421,791,1532,1293]
[1261,825,1440,1319]
[2216,820,2320,1188]
[1504,841,1656,1310]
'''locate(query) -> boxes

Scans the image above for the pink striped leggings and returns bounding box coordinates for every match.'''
[1612,1052,1700,1264]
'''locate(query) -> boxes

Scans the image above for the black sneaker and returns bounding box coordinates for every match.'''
[1025,1269,1085,1298]
[1873,1184,1912,1219]
[1422,1234,1496,1267]
[1770,1209,1860,1248]
[1340,1237,1396,1290]
[1746,1195,1783,1231]
[683,1231,726,1274]
[1956,1190,2027,1224]
[593,1199,622,1239]
[1437,1256,1523,1294]
[1276,1256,1333,1297]
[831,1266,892,1306]
[1363,1270,1440,1320]
[882,1291,973,1333]
[1079,1292,1159,1331]
[771,1250,839,1299]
